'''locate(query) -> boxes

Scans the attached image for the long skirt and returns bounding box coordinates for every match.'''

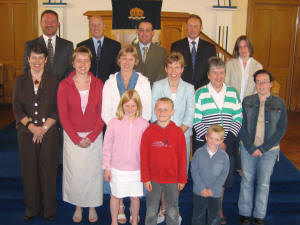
[62,131,103,207]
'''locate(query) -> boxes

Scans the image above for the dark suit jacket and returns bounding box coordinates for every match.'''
[77,37,121,83]
[13,71,59,132]
[171,37,216,90]
[23,36,74,82]
[134,42,166,86]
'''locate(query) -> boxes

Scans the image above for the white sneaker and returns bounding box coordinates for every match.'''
[157,208,166,224]
[178,215,182,225]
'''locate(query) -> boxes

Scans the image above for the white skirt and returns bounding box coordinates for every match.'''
[63,131,103,207]
[110,168,143,198]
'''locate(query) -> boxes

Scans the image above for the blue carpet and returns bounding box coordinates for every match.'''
[0,122,300,225]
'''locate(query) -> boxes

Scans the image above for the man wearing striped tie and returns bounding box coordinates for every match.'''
[23,10,74,81]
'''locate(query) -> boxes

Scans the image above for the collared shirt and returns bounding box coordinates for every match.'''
[139,42,151,58]
[207,82,226,110]
[92,36,104,55]
[116,70,139,96]
[239,57,252,101]
[188,36,200,53]
[207,146,217,158]
[42,34,56,54]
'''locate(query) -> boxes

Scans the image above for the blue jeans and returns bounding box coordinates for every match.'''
[238,144,279,219]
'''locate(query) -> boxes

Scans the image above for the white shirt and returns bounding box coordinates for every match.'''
[79,89,89,114]
[207,146,217,158]
[42,34,56,54]
[207,82,226,110]
[239,57,252,101]
[139,42,151,59]
[188,36,200,53]
[92,36,104,55]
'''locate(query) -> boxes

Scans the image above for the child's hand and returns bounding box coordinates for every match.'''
[207,189,213,197]
[200,189,209,197]
[144,181,152,192]
[178,183,185,191]
[104,170,111,182]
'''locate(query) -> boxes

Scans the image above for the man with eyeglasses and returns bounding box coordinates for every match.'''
[134,20,166,86]
[238,69,287,225]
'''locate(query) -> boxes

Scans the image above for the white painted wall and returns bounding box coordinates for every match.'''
[38,0,247,53]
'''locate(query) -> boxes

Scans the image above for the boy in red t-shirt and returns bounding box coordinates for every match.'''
[141,97,187,225]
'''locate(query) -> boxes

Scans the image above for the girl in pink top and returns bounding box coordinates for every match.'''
[103,89,148,225]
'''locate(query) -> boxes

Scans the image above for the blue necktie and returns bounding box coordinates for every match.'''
[191,41,196,71]
[96,40,102,77]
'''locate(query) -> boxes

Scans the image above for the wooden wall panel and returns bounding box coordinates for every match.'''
[0,0,37,103]
[247,1,298,105]
[0,3,14,60]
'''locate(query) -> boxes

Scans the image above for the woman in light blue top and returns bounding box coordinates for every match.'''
[151,52,195,224]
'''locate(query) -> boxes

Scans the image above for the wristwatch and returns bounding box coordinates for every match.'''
[25,121,33,128]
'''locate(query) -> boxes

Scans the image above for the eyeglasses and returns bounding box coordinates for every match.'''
[256,80,270,85]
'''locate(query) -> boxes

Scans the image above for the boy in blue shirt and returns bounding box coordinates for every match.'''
[191,125,229,225]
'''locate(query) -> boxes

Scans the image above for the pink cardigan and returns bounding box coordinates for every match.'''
[102,116,149,171]
[57,71,104,144]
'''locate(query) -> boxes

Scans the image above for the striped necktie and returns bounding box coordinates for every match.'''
[191,41,196,70]
[143,46,148,63]
[48,38,54,67]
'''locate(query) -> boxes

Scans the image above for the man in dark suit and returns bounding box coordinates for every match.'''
[134,20,166,86]
[171,14,216,90]
[77,16,121,83]
[23,10,74,81]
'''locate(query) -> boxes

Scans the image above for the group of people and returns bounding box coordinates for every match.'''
[12,9,287,225]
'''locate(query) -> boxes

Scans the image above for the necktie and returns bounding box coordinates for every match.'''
[96,40,102,60]
[191,41,196,71]
[48,39,54,67]
[96,40,102,77]
[143,46,148,63]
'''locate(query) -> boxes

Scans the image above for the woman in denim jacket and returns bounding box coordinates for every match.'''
[238,69,287,225]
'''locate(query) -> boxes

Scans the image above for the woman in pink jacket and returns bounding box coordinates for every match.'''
[102,90,148,225]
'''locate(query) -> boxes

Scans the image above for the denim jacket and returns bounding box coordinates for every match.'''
[239,94,287,154]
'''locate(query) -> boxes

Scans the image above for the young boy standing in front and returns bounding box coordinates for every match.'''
[140,97,187,225]
[191,125,229,225]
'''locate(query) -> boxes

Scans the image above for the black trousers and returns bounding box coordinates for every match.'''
[192,194,221,225]
[17,127,59,218]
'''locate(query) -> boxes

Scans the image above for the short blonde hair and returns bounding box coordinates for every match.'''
[116,90,143,120]
[117,45,139,66]
[72,46,92,62]
[155,97,174,109]
[206,125,225,140]
[165,52,186,68]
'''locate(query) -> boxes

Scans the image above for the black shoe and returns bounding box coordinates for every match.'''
[44,215,55,221]
[240,216,250,225]
[253,218,264,225]
[23,214,35,221]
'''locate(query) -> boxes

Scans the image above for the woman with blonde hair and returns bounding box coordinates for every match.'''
[103,90,149,225]
[102,45,151,223]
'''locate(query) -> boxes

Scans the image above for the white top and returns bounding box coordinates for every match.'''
[34,86,38,95]
[101,72,152,124]
[42,34,56,54]
[239,57,252,101]
[79,89,89,114]
[207,82,226,110]
[207,147,217,158]
[188,36,200,53]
